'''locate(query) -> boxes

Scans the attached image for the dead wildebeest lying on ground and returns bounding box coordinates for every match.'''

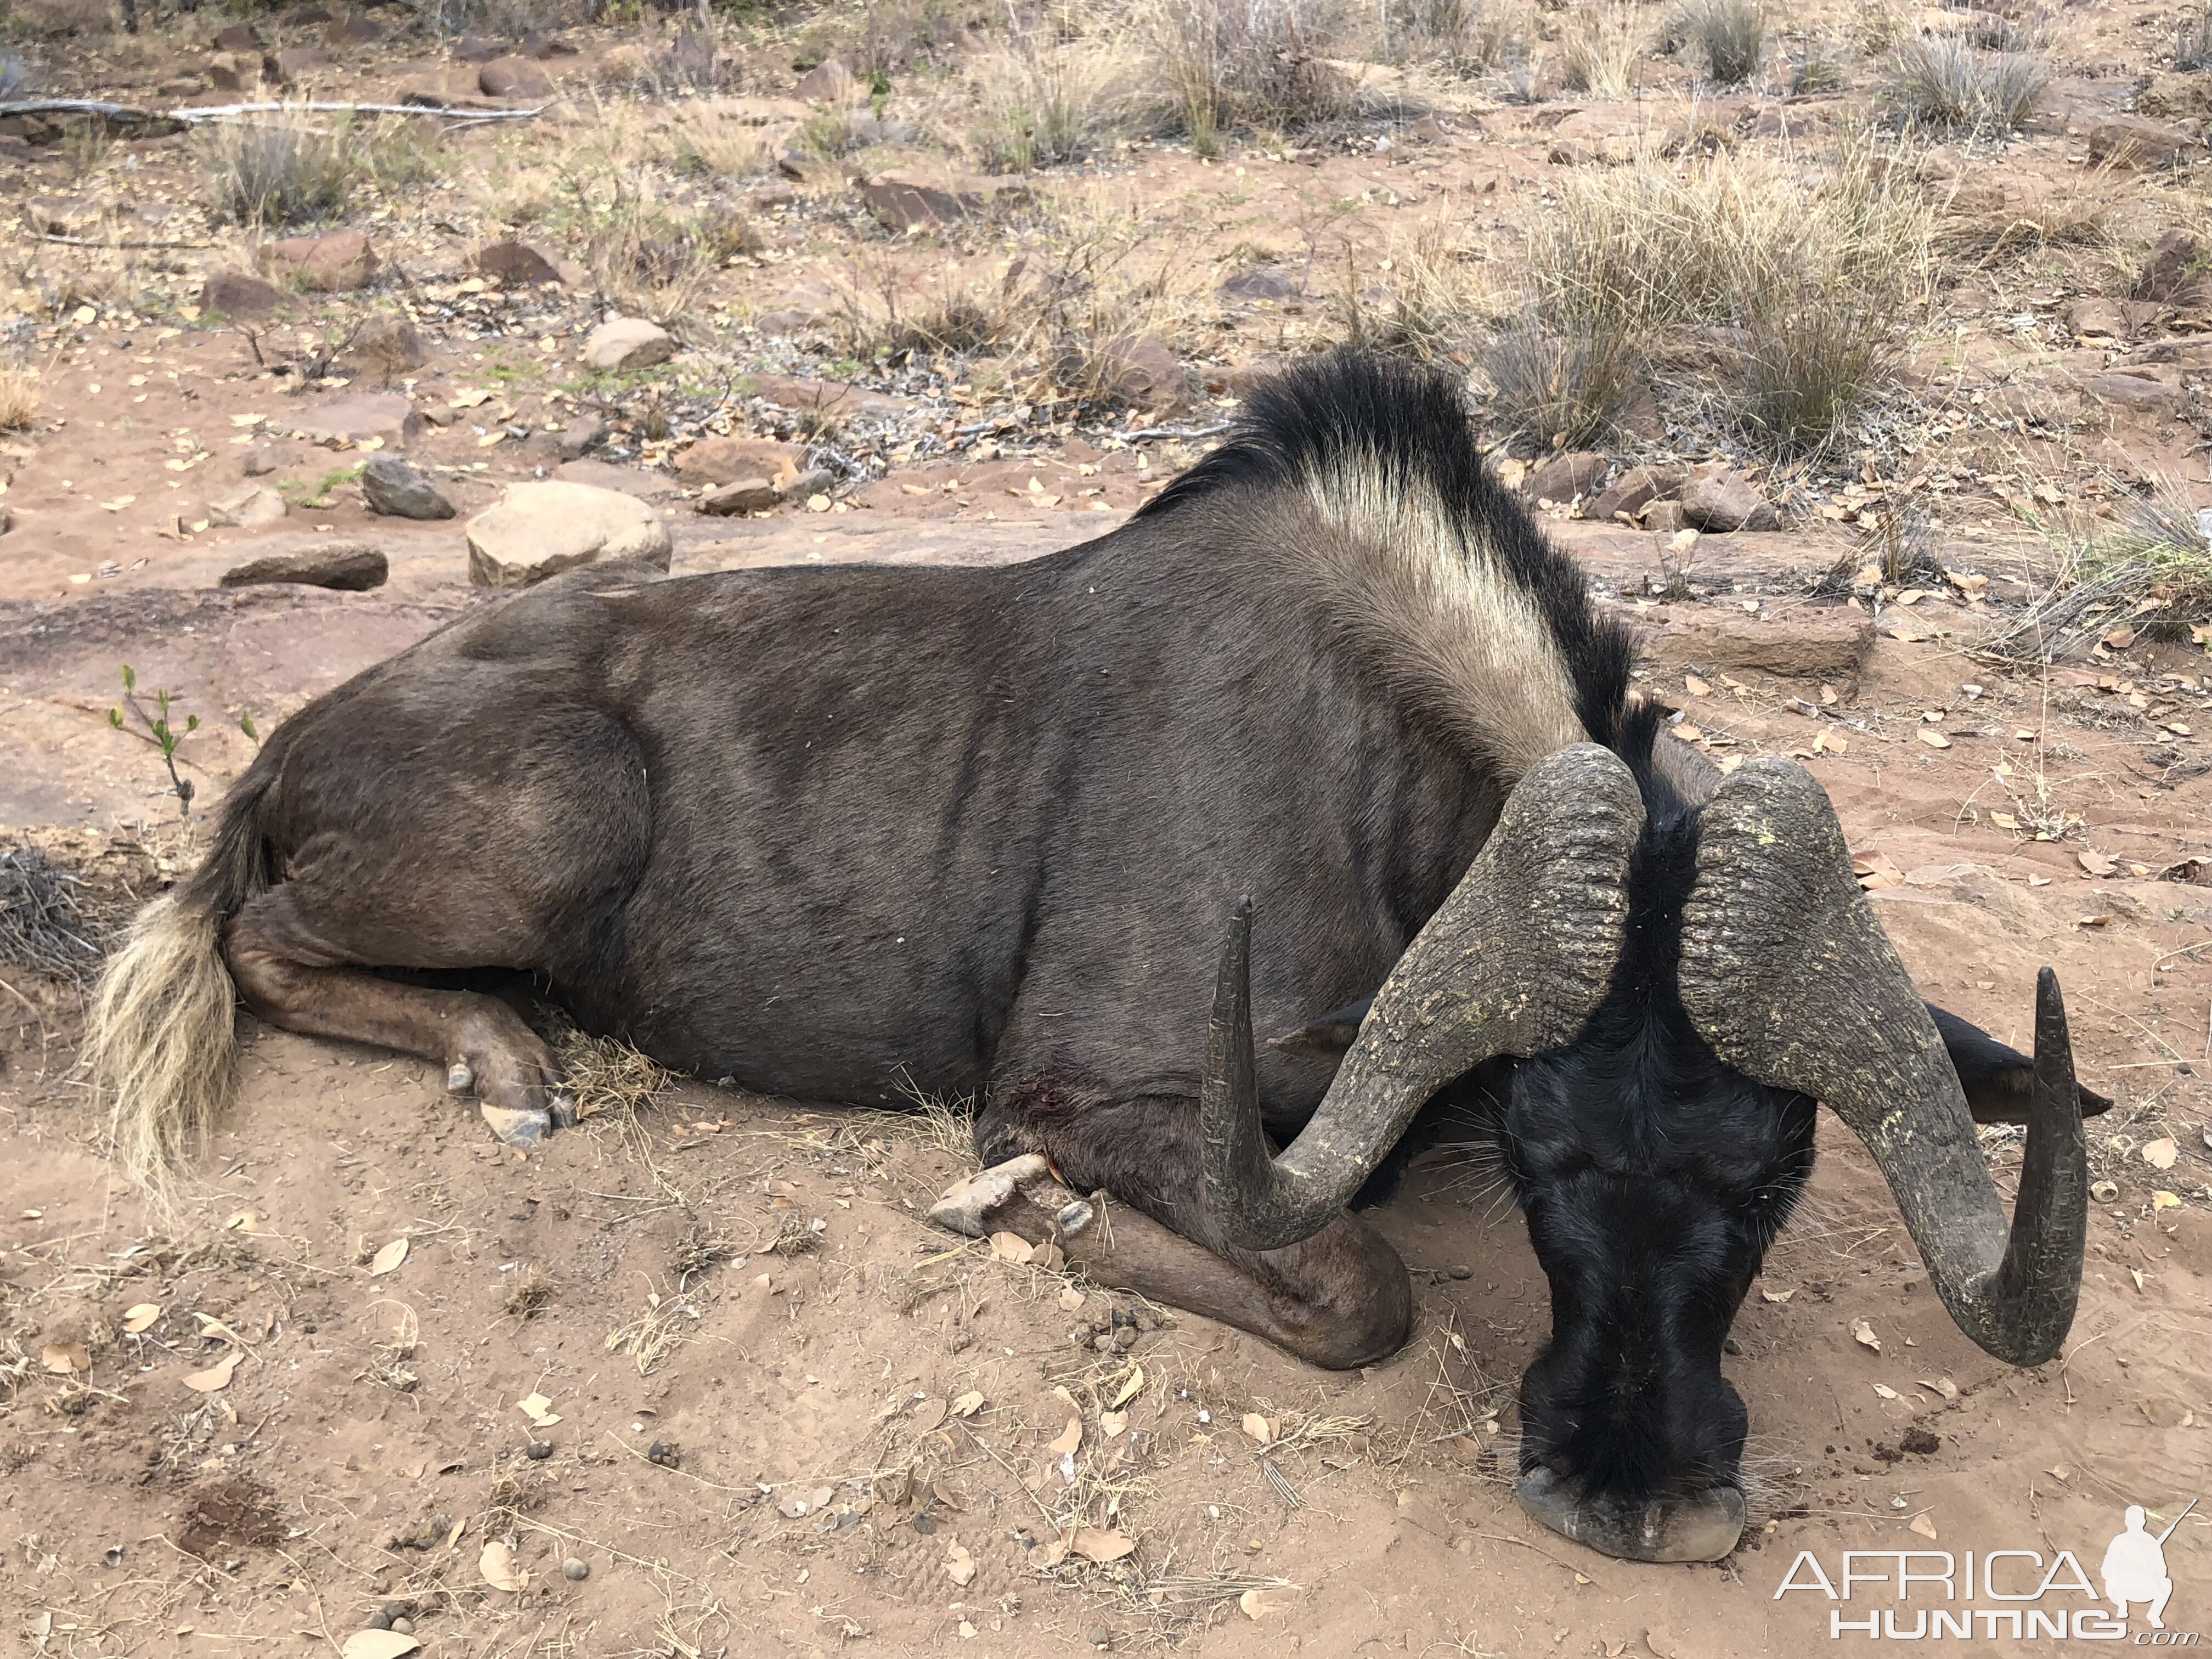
[90,353,2106,1565]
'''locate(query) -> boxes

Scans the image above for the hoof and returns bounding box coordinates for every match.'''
[447,1061,475,1094]
[481,1102,552,1148]
[548,1090,580,1130]
[928,1154,1049,1237]
[1056,1198,1096,1238]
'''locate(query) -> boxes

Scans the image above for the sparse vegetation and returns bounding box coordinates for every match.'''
[1889,32,2049,131]
[0,358,38,431]
[195,108,359,226]
[1328,212,1502,358]
[1136,0,1355,154]
[972,28,1134,171]
[565,171,749,327]
[1479,316,1644,451]
[106,667,198,817]
[1789,37,1850,94]
[2178,4,2212,71]
[1560,2,1647,97]
[1680,0,1764,84]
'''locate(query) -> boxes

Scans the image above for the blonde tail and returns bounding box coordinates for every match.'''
[86,893,238,1199]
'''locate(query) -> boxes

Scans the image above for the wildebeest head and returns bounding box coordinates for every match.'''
[1201,742,2089,1563]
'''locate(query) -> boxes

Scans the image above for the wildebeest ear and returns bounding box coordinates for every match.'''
[1268,996,1375,1058]
[1928,1002,2114,1122]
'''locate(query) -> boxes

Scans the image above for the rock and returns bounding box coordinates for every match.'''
[240,442,282,477]
[212,20,262,49]
[206,483,289,529]
[2064,297,2129,338]
[1525,450,1610,504]
[795,57,855,101]
[1218,267,1296,301]
[329,12,383,43]
[553,459,678,498]
[264,230,377,292]
[519,32,577,59]
[1983,379,2080,424]
[479,54,553,98]
[453,33,503,62]
[562,1559,590,1582]
[674,435,802,486]
[465,481,673,588]
[557,414,603,460]
[360,453,455,520]
[1589,463,1685,522]
[664,25,714,86]
[581,317,675,372]
[2133,231,2209,303]
[755,293,832,336]
[2078,371,2182,416]
[1638,605,1876,685]
[262,46,329,86]
[199,269,286,320]
[2085,115,2198,170]
[847,112,915,145]
[206,50,259,91]
[1679,471,1780,533]
[0,504,12,536]
[2137,71,2212,125]
[1094,336,1184,407]
[288,392,425,448]
[595,42,650,82]
[858,177,977,231]
[351,314,425,376]
[1641,499,1688,533]
[220,542,387,590]
[698,477,781,515]
[473,238,562,287]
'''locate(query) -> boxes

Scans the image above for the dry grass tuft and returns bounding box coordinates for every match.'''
[1888,32,2048,131]
[2179,4,2212,70]
[566,170,747,328]
[1135,0,1355,155]
[0,845,103,980]
[972,28,1137,172]
[1939,171,2116,259]
[1479,315,1644,450]
[0,358,40,431]
[1560,2,1648,97]
[1680,0,1764,84]
[1789,36,1852,94]
[1327,208,1503,357]
[194,107,359,225]
[1986,475,2212,661]
[551,1022,678,1122]
[662,106,770,180]
[503,1267,555,1321]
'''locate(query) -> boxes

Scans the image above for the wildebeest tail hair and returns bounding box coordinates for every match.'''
[1137,351,1634,764]
[87,768,279,1201]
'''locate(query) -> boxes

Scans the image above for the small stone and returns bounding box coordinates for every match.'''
[240,443,281,477]
[794,57,855,101]
[581,317,675,373]
[480,54,554,97]
[390,1618,413,1636]
[220,543,386,590]
[473,238,562,287]
[365,1609,392,1631]
[205,50,259,92]
[698,477,781,516]
[1447,1265,1473,1280]
[212,20,261,49]
[199,269,287,321]
[1218,266,1295,301]
[351,314,425,376]
[557,415,603,461]
[646,1440,680,1468]
[288,392,425,449]
[1525,449,1609,504]
[1642,499,1688,533]
[465,481,673,588]
[1086,1627,1112,1651]
[525,1440,552,1460]
[779,466,835,501]
[1588,463,1685,522]
[674,435,802,486]
[263,230,377,294]
[206,483,288,529]
[361,453,456,520]
[0,505,12,537]
[1679,470,1780,533]
[452,33,502,62]
[1093,335,1183,407]
[563,1557,590,1581]
[858,177,978,232]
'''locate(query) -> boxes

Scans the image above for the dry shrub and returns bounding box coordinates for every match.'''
[972,29,1137,172]
[2179,4,2212,71]
[1560,2,1647,98]
[195,108,358,225]
[662,105,770,179]
[1679,0,1764,85]
[1989,476,2212,660]
[1379,0,1526,66]
[1135,0,1355,154]
[1479,315,1643,451]
[1328,208,1505,357]
[1788,36,1850,94]
[0,358,38,431]
[1939,171,2116,259]
[1888,32,2048,131]
[567,171,749,328]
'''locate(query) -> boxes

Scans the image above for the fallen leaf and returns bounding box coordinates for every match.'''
[1048,1416,1083,1456]
[1683,675,1712,697]
[1910,1513,1938,1540]
[1917,729,1951,749]
[1241,1412,1275,1447]
[2076,915,2109,929]
[1812,729,1847,754]
[184,1350,242,1392]
[121,1303,162,1333]
[945,1541,977,1586]
[989,1231,1034,1266]
[1760,1286,1795,1304]
[1873,1383,1901,1400]
[517,1391,561,1427]
[2143,1138,2178,1171]
[41,1341,89,1375]
[1916,1377,1959,1401]
[1852,1318,1882,1353]
[1239,1588,1276,1620]
[340,1632,421,1659]
[1101,1410,1128,1437]
[2078,851,2118,876]
[2152,1190,2181,1212]
[1109,1365,1146,1409]
[1028,1533,1071,1569]
[369,1238,409,1276]
[2104,626,2137,650]
[479,1540,527,1593]
[1671,723,1705,743]
[910,1397,949,1434]
[951,1391,985,1418]
[1073,1527,1135,1564]
[1990,811,2018,830]
[1646,1626,1690,1659]
[224,1211,261,1233]
[1057,1285,1086,1312]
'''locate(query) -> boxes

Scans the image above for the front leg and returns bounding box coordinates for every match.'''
[931,1090,1412,1370]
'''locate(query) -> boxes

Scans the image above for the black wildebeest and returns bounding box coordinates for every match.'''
[90,353,2102,1564]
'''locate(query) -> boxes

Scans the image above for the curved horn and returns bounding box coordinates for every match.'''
[1203,743,1646,1251]
[1678,759,2087,1365]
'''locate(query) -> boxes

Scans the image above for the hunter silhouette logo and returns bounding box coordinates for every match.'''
[2104,1502,2194,1631]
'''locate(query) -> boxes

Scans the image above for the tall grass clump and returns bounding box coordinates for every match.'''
[1889,32,2049,130]
[0,359,40,431]
[1680,0,1764,84]
[2175,4,2212,69]
[195,108,359,225]
[1136,0,1353,155]
[1327,210,1505,357]
[1560,2,1647,97]
[973,26,1135,171]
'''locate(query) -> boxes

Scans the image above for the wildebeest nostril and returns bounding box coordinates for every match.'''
[1514,1468,1745,1564]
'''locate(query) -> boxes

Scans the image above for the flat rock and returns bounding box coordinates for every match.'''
[328,12,383,42]
[351,314,425,375]
[674,436,802,486]
[552,459,677,498]
[200,269,287,321]
[2085,114,2198,170]
[453,33,503,61]
[466,482,673,588]
[1218,267,1296,301]
[206,483,289,529]
[2137,71,2212,124]
[582,317,675,373]
[1679,471,1781,533]
[795,57,856,101]
[262,46,329,84]
[479,54,554,97]
[698,477,781,515]
[240,442,283,477]
[1589,463,1686,522]
[206,50,259,91]
[220,542,387,590]
[2133,230,2211,303]
[1093,336,1183,407]
[287,392,425,449]
[211,20,262,49]
[264,230,377,292]
[557,414,603,460]
[2078,371,2182,415]
[2064,297,2130,338]
[1526,450,1609,504]
[859,177,980,230]
[473,238,562,286]
[1637,605,1876,685]
[360,453,455,520]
